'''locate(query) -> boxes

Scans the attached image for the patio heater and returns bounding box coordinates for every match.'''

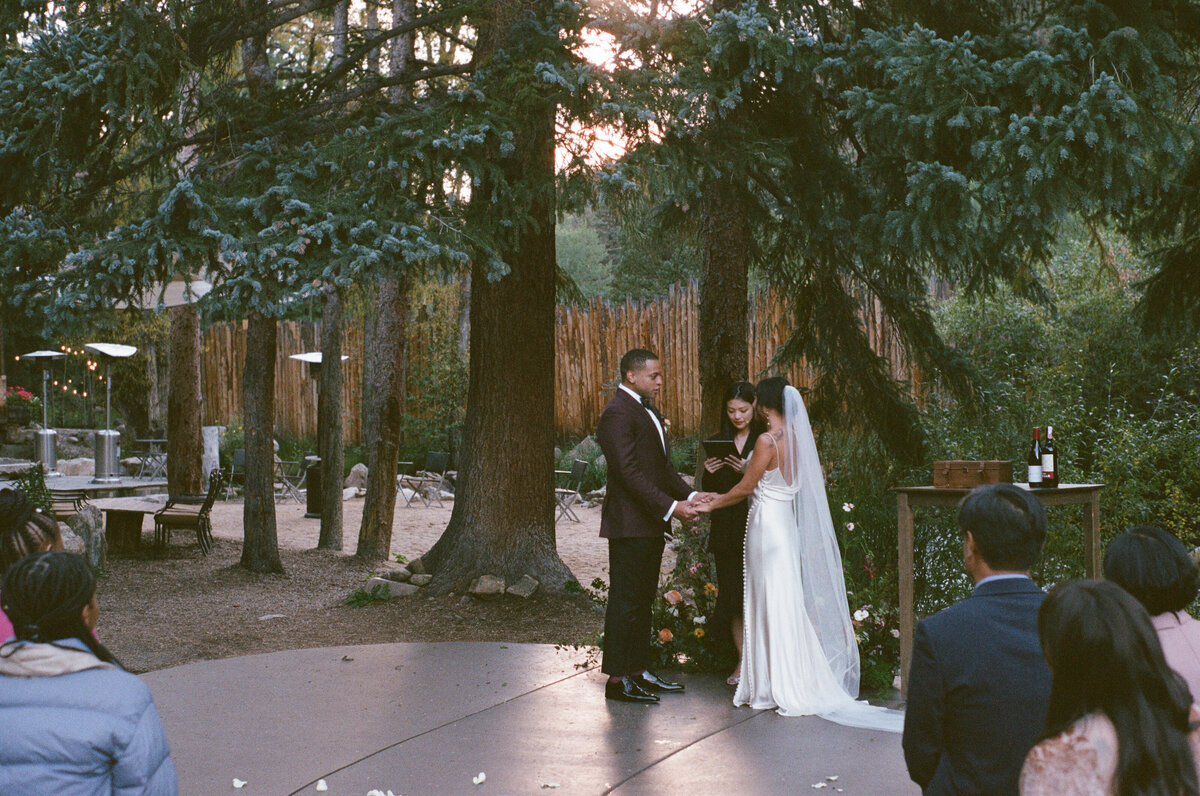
[288,351,349,519]
[19,350,65,476]
[84,342,137,484]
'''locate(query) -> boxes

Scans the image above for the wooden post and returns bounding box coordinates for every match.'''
[897,491,915,697]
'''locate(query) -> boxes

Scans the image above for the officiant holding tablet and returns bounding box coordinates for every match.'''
[699,381,764,686]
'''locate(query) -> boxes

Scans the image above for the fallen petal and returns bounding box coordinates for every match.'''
[315,780,328,792]
[826,776,839,781]
[233,779,247,789]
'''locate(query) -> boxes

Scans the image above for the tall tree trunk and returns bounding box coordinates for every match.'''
[422,0,572,592]
[166,305,204,495]
[145,343,163,433]
[317,285,344,550]
[241,311,282,572]
[456,271,471,362]
[698,175,750,437]
[356,273,409,560]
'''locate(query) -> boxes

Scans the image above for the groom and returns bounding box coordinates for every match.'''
[597,348,703,703]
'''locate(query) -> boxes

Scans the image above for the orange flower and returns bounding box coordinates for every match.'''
[658,628,674,643]
[663,590,683,605]
[693,627,705,638]
[703,582,718,596]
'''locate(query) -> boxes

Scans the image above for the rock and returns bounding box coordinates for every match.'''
[56,457,94,477]
[59,524,85,555]
[365,576,420,598]
[407,557,427,575]
[506,575,539,599]
[344,462,368,490]
[202,426,221,486]
[409,573,433,587]
[469,574,506,599]
[568,435,601,461]
[377,563,411,583]
[120,456,141,476]
[585,486,606,501]
[342,487,359,501]
[397,487,417,503]
[438,489,455,500]
[68,505,106,571]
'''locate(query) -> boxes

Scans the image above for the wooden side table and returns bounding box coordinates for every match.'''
[894,483,1104,695]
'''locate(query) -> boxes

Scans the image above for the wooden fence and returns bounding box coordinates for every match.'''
[200,280,915,443]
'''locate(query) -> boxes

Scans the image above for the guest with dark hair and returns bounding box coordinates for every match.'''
[1104,525,1200,696]
[904,482,1052,795]
[1021,579,1200,795]
[698,381,764,685]
[0,488,63,642]
[0,551,178,794]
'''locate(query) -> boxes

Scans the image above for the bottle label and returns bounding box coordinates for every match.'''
[1041,454,1055,476]
[1028,465,1043,483]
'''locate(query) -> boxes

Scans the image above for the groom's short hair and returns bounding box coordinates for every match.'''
[958,483,1047,571]
[620,348,658,381]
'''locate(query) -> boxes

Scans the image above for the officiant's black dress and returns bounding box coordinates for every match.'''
[699,433,758,637]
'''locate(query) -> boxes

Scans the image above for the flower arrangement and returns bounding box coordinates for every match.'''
[6,385,40,411]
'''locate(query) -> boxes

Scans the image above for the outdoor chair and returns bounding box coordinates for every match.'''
[555,459,589,523]
[274,457,305,503]
[48,489,89,522]
[224,449,246,500]
[153,468,227,555]
[398,451,450,508]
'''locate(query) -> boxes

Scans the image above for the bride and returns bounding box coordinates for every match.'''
[696,377,902,732]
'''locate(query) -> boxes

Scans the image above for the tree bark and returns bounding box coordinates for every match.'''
[241,311,283,572]
[166,304,204,495]
[422,0,572,592]
[317,285,344,550]
[456,270,471,362]
[698,174,750,437]
[355,273,409,560]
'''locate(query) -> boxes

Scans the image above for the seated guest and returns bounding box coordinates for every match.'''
[1021,579,1200,795]
[0,489,63,641]
[0,552,178,795]
[903,483,1052,795]
[1104,525,1200,697]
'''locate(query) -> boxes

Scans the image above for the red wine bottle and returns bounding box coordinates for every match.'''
[1042,426,1058,488]
[1027,427,1044,486]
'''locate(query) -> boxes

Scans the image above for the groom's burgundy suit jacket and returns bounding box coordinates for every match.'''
[596,389,692,539]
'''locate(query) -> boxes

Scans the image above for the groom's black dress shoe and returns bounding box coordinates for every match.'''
[631,671,685,693]
[605,677,660,703]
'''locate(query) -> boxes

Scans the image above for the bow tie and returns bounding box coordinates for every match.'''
[640,396,658,413]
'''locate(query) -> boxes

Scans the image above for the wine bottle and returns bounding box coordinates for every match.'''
[1041,426,1058,488]
[1027,427,1044,486]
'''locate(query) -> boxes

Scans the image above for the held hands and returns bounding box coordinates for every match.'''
[688,492,719,515]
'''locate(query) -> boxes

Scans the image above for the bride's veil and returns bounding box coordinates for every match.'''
[782,385,861,698]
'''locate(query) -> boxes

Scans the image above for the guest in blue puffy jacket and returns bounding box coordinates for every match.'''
[0,551,178,795]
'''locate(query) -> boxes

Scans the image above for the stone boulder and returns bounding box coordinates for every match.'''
[407,557,427,575]
[365,576,420,598]
[57,457,94,477]
[469,574,506,599]
[506,575,539,599]
[342,487,362,501]
[409,573,433,587]
[59,524,85,555]
[376,562,412,583]
[68,505,106,571]
[568,436,601,461]
[120,457,142,476]
[344,462,368,490]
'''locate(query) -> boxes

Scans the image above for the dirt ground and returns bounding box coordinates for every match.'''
[97,498,625,673]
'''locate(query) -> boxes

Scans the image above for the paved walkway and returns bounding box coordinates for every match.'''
[144,642,916,796]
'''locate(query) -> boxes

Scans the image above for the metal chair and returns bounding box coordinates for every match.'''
[555,459,588,523]
[154,468,227,555]
[399,451,450,508]
[224,449,246,500]
[274,458,305,503]
[48,489,89,522]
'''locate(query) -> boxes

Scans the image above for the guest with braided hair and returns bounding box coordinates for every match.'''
[0,552,178,795]
[0,488,63,642]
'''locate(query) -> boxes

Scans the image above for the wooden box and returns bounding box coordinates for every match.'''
[932,460,1013,489]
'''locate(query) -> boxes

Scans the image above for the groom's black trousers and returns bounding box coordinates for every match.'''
[602,536,666,676]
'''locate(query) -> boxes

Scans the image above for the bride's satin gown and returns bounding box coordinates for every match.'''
[734,467,849,716]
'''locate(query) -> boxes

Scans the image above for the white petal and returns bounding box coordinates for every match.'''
[233,779,247,789]
[826,775,839,781]
[315,780,328,792]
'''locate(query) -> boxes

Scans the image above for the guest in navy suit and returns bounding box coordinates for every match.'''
[903,483,1052,795]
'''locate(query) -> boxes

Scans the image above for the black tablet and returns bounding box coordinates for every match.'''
[702,438,740,460]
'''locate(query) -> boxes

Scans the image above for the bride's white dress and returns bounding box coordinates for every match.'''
[732,386,904,732]
[735,466,851,716]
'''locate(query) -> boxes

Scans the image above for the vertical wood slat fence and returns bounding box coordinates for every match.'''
[201,280,914,444]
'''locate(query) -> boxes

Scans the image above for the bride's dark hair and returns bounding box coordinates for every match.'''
[755,376,789,414]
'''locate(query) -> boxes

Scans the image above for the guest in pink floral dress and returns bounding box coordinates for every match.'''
[1104,525,1200,698]
[0,490,63,640]
[1020,580,1200,796]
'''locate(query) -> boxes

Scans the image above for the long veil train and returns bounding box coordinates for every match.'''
[781,385,904,733]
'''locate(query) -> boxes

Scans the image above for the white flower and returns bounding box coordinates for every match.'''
[842,502,854,512]
[233,780,247,789]
[316,781,329,792]
[693,616,707,625]
[473,772,487,785]
[853,608,869,622]
[845,522,855,531]
[891,628,900,638]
